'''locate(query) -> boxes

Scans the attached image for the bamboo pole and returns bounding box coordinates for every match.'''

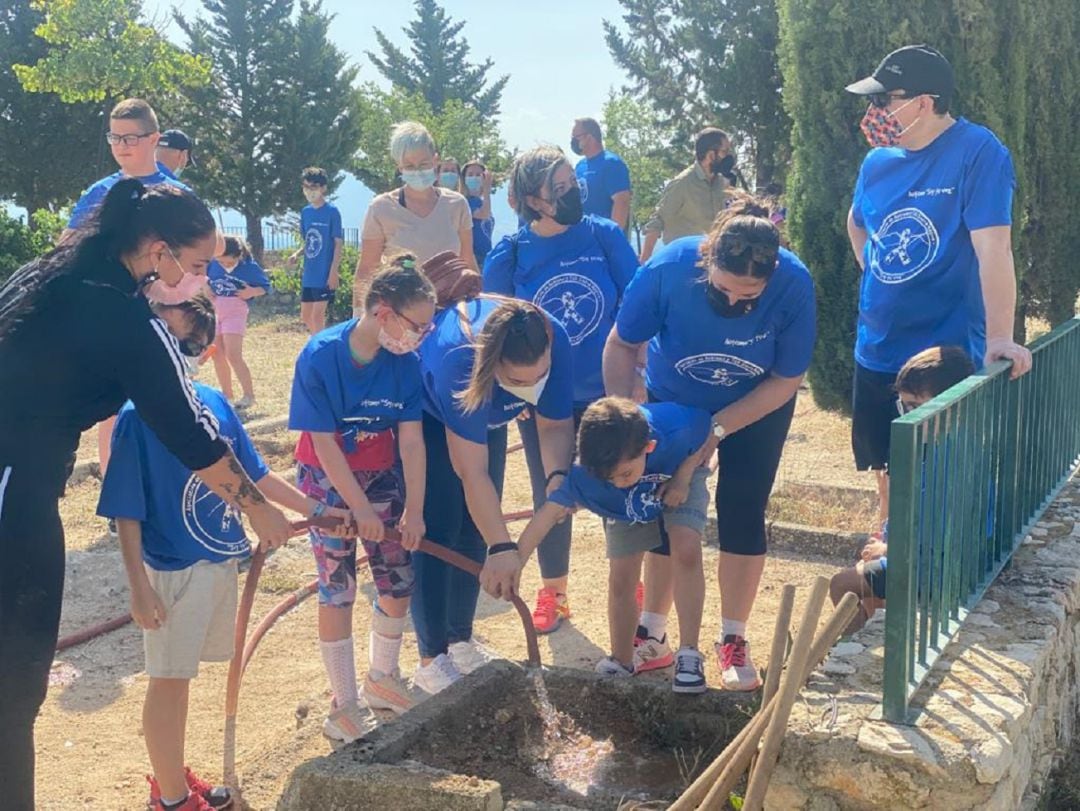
[740,576,830,811]
[678,592,860,811]
[750,584,796,775]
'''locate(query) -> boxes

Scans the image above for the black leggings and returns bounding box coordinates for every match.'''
[0,464,66,811]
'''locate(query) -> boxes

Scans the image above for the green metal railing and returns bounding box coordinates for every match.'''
[882,318,1080,723]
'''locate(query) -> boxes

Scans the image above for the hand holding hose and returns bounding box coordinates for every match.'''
[480,547,523,601]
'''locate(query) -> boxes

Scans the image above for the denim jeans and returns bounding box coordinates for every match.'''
[412,413,507,658]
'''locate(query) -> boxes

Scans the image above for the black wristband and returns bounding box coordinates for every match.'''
[545,469,568,486]
[487,542,519,556]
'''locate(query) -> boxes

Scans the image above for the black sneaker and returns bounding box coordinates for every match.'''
[107,518,118,538]
[672,647,707,694]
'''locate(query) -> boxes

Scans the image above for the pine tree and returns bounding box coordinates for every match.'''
[176,0,360,259]
[366,0,508,121]
[604,0,790,188]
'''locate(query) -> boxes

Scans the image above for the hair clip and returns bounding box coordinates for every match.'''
[400,258,416,269]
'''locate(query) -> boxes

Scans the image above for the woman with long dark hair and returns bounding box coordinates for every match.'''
[0,179,292,809]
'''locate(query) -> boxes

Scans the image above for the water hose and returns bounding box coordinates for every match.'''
[222,519,541,788]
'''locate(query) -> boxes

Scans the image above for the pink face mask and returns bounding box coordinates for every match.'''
[143,245,207,304]
[377,327,423,355]
[859,98,919,148]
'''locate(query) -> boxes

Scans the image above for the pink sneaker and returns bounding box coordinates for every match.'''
[716,635,762,691]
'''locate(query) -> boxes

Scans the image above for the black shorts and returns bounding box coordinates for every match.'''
[862,558,887,600]
[301,286,335,303]
[851,363,898,471]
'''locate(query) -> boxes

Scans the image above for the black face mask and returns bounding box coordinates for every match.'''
[711,154,737,181]
[705,283,757,318]
[570,137,584,156]
[553,185,584,226]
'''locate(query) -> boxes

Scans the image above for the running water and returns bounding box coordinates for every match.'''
[526,669,681,803]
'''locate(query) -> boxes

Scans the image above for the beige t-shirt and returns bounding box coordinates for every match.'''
[361,187,472,264]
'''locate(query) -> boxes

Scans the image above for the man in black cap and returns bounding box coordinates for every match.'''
[156,129,196,179]
[844,44,1031,528]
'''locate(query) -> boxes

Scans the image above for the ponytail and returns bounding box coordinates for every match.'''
[455,299,551,414]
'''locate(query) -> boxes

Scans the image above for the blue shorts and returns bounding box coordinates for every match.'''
[301,286,335,303]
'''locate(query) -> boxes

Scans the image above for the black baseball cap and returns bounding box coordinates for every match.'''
[846,45,954,98]
[158,129,196,165]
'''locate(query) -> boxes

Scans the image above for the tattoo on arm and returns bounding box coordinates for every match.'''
[221,452,267,508]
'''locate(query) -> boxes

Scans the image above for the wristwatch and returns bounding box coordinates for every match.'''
[712,420,726,442]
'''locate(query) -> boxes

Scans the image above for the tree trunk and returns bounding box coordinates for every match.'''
[245,212,265,264]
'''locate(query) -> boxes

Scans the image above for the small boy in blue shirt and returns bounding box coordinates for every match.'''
[515,397,713,693]
[290,166,344,335]
[97,297,347,811]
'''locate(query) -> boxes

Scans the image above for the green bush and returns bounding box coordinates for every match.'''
[0,209,60,284]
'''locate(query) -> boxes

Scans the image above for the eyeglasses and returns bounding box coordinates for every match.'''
[869,92,937,109]
[106,132,156,146]
[395,309,435,338]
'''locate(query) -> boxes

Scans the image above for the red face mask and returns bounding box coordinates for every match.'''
[859,98,918,148]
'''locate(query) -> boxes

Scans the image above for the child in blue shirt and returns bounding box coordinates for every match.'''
[289,255,436,739]
[515,397,713,693]
[207,236,271,409]
[461,160,495,265]
[290,166,344,334]
[98,297,347,811]
[830,345,975,635]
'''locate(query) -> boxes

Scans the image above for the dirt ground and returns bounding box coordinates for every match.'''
[43,314,862,810]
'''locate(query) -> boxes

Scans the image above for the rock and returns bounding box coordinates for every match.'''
[1029,527,1048,537]
[822,659,857,676]
[494,708,513,725]
[971,734,1014,784]
[832,642,866,657]
[856,722,946,777]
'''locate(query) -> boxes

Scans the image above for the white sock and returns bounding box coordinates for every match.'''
[320,637,358,707]
[639,611,667,640]
[161,794,189,810]
[369,604,406,679]
[721,618,747,640]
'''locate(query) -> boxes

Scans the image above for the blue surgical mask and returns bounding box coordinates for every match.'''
[439,171,459,188]
[401,169,436,190]
[464,176,482,194]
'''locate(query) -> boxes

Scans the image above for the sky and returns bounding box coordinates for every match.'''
[138,0,634,239]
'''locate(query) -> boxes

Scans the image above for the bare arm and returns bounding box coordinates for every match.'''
[459,227,479,272]
[972,225,1032,378]
[517,501,571,560]
[610,190,632,232]
[535,415,575,496]
[397,420,427,548]
[703,373,804,457]
[472,170,493,219]
[194,451,289,548]
[639,230,661,263]
[353,237,385,310]
[254,471,318,518]
[603,327,644,398]
[328,237,344,288]
[117,518,167,630]
[847,207,867,270]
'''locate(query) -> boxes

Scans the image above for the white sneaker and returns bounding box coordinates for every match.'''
[363,670,416,715]
[448,639,497,674]
[594,656,634,678]
[716,635,762,691]
[322,700,375,744]
[234,395,255,410]
[413,653,462,695]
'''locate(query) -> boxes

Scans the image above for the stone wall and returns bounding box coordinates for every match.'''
[768,476,1080,810]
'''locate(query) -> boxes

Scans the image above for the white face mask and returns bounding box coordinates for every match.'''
[498,369,550,406]
[401,168,437,190]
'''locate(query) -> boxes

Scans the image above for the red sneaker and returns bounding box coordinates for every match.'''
[532,587,571,634]
[147,768,233,810]
[716,635,762,691]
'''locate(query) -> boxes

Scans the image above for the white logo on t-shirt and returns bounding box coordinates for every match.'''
[304,227,324,260]
[675,353,765,386]
[577,175,589,203]
[868,207,940,284]
[625,473,669,524]
[181,476,249,556]
[534,273,604,346]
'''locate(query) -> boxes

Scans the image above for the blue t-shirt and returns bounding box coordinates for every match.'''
[289,319,424,447]
[418,297,574,444]
[852,118,1015,373]
[97,383,268,571]
[482,215,638,406]
[468,195,495,264]
[300,202,344,288]
[548,402,711,523]
[575,150,631,220]
[68,170,192,229]
[207,258,271,298]
[617,238,816,413]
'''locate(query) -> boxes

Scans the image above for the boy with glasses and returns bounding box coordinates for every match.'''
[66,99,191,233]
[844,45,1031,530]
[289,167,344,334]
